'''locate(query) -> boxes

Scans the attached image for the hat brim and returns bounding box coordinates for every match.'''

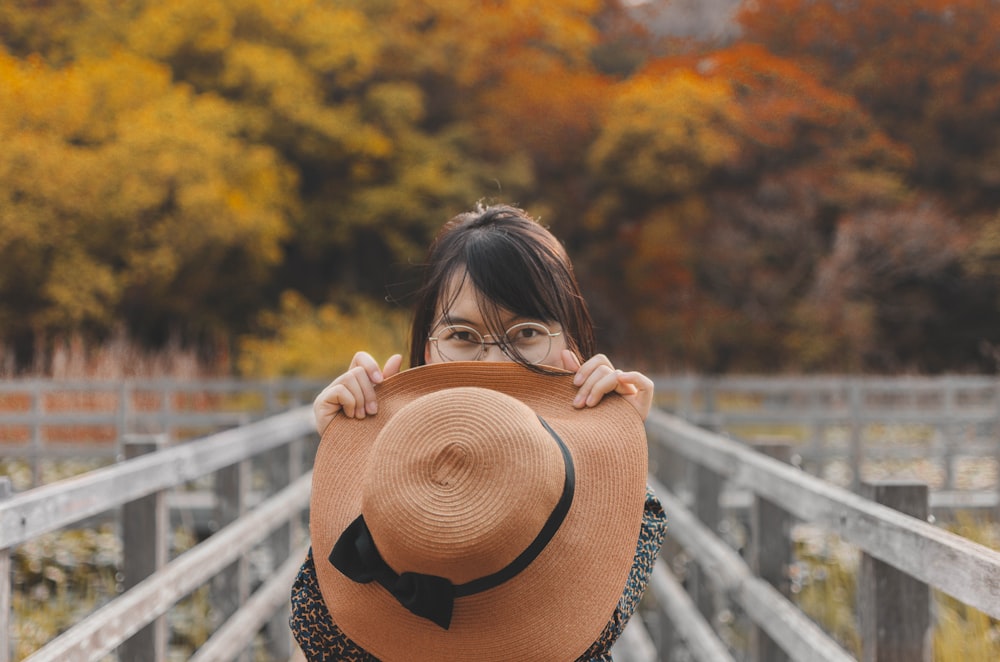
[310,362,648,662]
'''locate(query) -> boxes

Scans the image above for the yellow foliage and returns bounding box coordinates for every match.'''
[127,0,235,60]
[0,44,297,338]
[965,213,1000,280]
[369,0,601,87]
[237,291,410,378]
[932,514,1000,661]
[589,69,741,196]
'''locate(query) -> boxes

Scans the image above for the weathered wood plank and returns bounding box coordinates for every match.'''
[0,478,11,662]
[858,481,930,662]
[647,410,1000,621]
[190,543,309,662]
[22,473,311,662]
[120,436,169,662]
[648,564,735,662]
[0,406,314,548]
[649,477,856,662]
[750,442,794,662]
[212,458,251,662]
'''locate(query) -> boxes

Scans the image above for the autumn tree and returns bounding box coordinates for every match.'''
[582,44,912,371]
[791,204,999,372]
[0,0,623,370]
[739,0,1000,215]
[0,47,296,362]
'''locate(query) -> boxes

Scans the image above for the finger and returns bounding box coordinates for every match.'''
[350,351,384,383]
[586,368,625,407]
[616,371,655,420]
[318,369,369,424]
[572,353,612,386]
[560,349,582,373]
[573,363,616,408]
[616,370,652,394]
[613,370,640,396]
[382,354,404,379]
[343,366,379,416]
[312,382,358,434]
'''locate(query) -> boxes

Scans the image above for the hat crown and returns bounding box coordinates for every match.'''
[362,387,566,585]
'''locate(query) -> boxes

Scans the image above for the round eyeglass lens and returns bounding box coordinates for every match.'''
[503,322,555,364]
[433,325,486,361]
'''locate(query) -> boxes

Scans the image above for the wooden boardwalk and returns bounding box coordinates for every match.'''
[2,376,1000,661]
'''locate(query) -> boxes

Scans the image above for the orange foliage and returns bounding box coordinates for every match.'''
[476,62,612,168]
[641,43,911,172]
[582,40,915,371]
[739,0,1000,212]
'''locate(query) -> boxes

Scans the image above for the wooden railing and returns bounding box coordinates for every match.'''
[652,375,1000,502]
[638,409,1000,661]
[0,378,327,485]
[4,376,1000,661]
[0,406,317,662]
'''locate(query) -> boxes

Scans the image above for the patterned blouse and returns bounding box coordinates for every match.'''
[290,486,667,662]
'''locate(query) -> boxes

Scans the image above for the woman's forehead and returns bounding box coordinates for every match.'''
[437,272,510,322]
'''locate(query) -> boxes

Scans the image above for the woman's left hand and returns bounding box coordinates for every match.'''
[562,351,655,420]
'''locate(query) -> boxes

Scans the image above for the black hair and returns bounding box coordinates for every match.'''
[408,204,596,368]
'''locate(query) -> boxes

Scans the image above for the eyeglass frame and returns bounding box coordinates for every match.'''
[427,321,563,364]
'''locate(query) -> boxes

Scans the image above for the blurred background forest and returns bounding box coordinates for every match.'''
[2,0,1000,378]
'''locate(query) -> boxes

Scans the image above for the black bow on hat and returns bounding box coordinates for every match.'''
[330,515,457,628]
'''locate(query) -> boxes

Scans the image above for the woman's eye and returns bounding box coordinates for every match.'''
[450,330,478,343]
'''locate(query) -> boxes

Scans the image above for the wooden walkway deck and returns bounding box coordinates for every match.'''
[3,375,1000,660]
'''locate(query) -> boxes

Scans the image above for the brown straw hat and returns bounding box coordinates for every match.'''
[309,362,648,661]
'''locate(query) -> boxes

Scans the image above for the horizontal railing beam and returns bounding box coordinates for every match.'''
[23,473,312,662]
[0,407,314,548]
[189,542,310,662]
[649,477,854,662]
[647,410,1000,621]
[649,564,735,662]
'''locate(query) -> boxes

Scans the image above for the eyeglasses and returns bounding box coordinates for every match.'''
[428,322,562,364]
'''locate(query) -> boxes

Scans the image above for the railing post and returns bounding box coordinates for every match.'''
[858,480,931,662]
[994,378,1000,522]
[702,377,717,430]
[120,434,169,662]
[30,382,42,487]
[1,477,11,662]
[264,438,299,659]
[116,382,129,459]
[678,375,694,421]
[160,381,175,440]
[750,442,794,662]
[942,379,957,491]
[213,458,251,662]
[807,383,826,477]
[644,423,683,660]
[849,379,863,492]
[690,464,721,622]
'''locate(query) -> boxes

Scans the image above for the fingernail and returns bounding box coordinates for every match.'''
[573,374,583,386]
[373,370,383,383]
[367,401,378,415]
[573,395,584,407]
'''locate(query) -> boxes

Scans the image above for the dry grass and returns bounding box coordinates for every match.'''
[0,330,224,380]
[790,518,1000,661]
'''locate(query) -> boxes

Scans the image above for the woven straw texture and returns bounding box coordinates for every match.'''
[310,362,647,662]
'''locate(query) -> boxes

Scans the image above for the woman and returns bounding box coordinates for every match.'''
[312,203,654,431]
[294,203,665,661]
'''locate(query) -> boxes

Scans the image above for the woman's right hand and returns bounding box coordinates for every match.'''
[312,352,403,434]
